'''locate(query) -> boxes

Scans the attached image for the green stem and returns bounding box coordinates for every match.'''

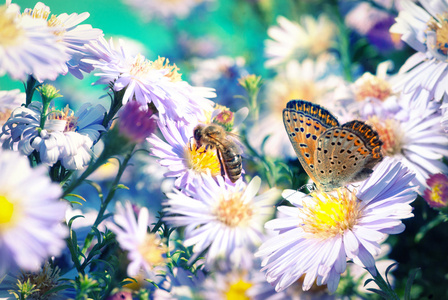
[62,152,110,198]
[79,147,135,266]
[367,266,400,300]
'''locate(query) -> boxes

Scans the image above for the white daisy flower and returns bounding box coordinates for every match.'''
[0,3,69,81]
[164,174,279,270]
[0,148,68,277]
[84,37,215,125]
[2,102,106,170]
[249,55,344,158]
[107,201,166,277]
[265,15,336,68]
[256,158,417,293]
[390,0,448,101]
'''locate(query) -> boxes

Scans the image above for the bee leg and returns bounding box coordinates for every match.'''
[217,150,226,177]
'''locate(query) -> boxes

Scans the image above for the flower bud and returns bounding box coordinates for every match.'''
[423,173,448,209]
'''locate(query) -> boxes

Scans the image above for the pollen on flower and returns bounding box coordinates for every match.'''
[367,116,403,156]
[301,188,362,239]
[427,14,448,55]
[151,56,182,82]
[184,141,221,176]
[130,54,154,78]
[137,233,166,268]
[0,6,24,47]
[48,105,78,132]
[47,15,66,36]
[215,192,253,227]
[225,278,252,300]
[23,5,50,20]
[354,72,392,102]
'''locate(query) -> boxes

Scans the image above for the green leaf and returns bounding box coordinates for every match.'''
[366,288,388,298]
[65,193,86,202]
[404,268,420,300]
[68,215,85,229]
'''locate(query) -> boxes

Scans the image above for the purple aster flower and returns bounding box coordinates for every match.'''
[23,2,103,79]
[107,201,166,277]
[390,0,448,101]
[256,158,417,293]
[84,37,215,125]
[147,118,222,189]
[164,174,279,270]
[0,3,69,81]
[364,97,448,193]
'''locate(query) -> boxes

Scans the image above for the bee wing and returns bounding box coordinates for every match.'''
[225,132,244,155]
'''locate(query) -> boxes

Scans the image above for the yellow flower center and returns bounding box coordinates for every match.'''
[151,57,182,82]
[185,141,221,176]
[354,73,392,102]
[302,188,361,239]
[137,233,166,268]
[367,116,403,157]
[0,6,24,47]
[225,279,252,300]
[129,55,182,82]
[427,13,448,55]
[0,195,14,226]
[215,192,253,227]
[429,183,447,206]
[47,105,78,132]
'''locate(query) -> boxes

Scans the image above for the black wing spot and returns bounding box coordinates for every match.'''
[342,165,346,169]
[340,149,345,153]
[329,170,332,173]
[300,127,305,132]
[347,149,352,154]
[320,170,325,174]
[305,153,310,158]
[337,142,342,146]
[309,164,314,169]
[317,159,322,163]
[299,143,308,148]
[324,149,328,154]
[295,127,299,132]
[331,142,335,146]
[312,135,317,140]
[291,133,296,137]
[305,133,311,139]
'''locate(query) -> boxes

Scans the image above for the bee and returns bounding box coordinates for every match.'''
[193,124,243,183]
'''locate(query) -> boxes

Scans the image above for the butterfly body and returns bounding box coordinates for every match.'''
[283,100,383,192]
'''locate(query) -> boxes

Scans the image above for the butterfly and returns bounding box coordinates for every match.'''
[283,99,383,192]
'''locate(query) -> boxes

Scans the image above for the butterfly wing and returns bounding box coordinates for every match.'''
[314,120,383,191]
[283,100,340,182]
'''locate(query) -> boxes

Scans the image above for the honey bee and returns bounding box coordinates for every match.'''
[193,124,243,183]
